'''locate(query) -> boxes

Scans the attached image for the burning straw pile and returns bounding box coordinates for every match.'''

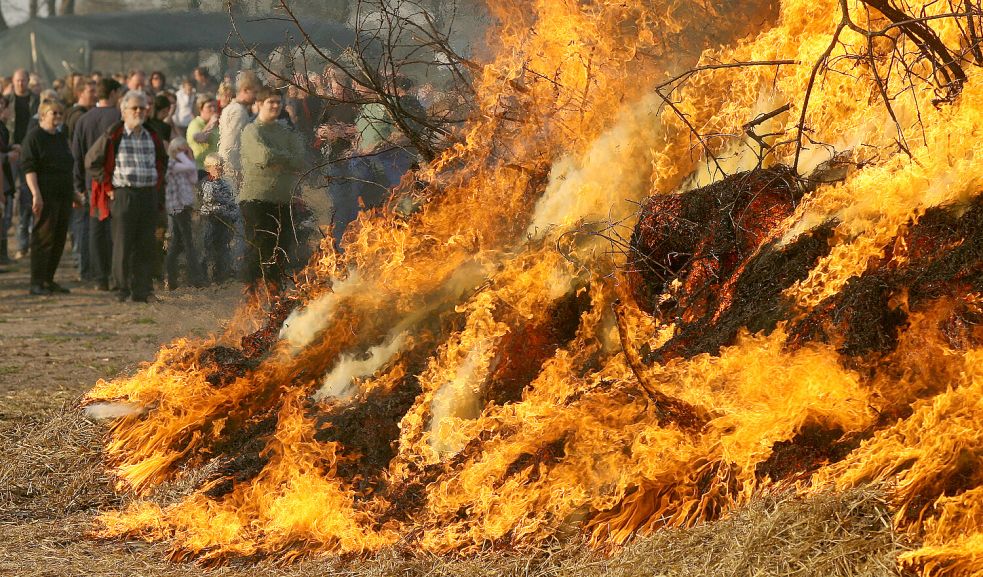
[80,0,983,575]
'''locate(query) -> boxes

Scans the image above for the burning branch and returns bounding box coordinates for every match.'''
[794,0,979,171]
[612,299,712,432]
[654,60,796,176]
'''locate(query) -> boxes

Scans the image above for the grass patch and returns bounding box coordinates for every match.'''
[100,363,122,378]
[41,334,73,343]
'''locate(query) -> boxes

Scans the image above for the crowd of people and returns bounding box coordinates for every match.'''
[0,63,439,301]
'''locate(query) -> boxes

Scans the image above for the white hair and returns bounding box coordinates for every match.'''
[119,89,148,110]
[167,136,189,158]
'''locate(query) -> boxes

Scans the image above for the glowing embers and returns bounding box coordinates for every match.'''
[625,165,822,361]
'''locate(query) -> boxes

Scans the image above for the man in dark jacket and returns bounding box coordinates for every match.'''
[6,69,39,259]
[65,80,96,140]
[0,97,17,264]
[65,79,97,282]
[93,90,166,303]
[72,78,121,291]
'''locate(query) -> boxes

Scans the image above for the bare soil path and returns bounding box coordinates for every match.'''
[0,253,240,421]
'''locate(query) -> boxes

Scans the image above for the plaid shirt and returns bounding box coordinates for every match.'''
[111,126,158,188]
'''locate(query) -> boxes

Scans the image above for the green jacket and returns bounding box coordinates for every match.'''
[239,119,305,204]
[186,116,219,170]
[354,102,393,153]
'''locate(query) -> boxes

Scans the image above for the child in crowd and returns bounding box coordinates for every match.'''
[173,78,196,135]
[164,137,205,289]
[199,153,238,284]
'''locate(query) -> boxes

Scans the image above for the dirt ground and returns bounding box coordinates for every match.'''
[0,235,906,577]
[0,249,241,420]
[0,236,245,575]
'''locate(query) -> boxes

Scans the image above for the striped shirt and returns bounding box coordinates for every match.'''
[112,126,157,188]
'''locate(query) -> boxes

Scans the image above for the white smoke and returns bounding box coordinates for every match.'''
[83,402,145,420]
[312,260,494,403]
[545,263,576,300]
[528,93,664,239]
[279,271,362,350]
[314,332,408,402]
[428,340,493,455]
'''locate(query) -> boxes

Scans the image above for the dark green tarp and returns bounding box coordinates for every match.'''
[0,11,355,81]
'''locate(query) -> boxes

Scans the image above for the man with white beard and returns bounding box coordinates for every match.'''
[90,90,167,303]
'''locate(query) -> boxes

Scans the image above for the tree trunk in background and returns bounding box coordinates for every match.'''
[0,4,7,30]
[189,0,202,10]
[46,0,56,16]
[29,0,39,18]
[60,0,76,15]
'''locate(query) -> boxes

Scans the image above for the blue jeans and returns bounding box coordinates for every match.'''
[70,203,92,281]
[1,194,13,245]
[326,162,357,249]
[347,155,387,210]
[348,148,416,205]
[15,176,33,253]
[374,146,416,191]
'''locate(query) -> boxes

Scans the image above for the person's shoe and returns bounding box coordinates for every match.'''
[46,281,71,294]
[13,250,26,260]
[29,284,52,296]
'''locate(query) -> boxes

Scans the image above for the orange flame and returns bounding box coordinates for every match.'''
[87,0,983,574]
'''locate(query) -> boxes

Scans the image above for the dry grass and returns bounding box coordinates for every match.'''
[0,400,118,521]
[0,405,908,577]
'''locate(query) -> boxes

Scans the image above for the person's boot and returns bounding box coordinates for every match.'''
[0,237,10,265]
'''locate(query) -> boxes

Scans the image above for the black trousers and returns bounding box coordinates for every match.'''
[88,207,113,286]
[111,186,158,299]
[239,200,296,289]
[201,214,234,283]
[30,192,71,286]
[165,208,204,287]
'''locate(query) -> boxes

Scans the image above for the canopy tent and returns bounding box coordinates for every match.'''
[0,11,356,81]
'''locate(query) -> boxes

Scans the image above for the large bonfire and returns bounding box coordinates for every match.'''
[87,0,983,575]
